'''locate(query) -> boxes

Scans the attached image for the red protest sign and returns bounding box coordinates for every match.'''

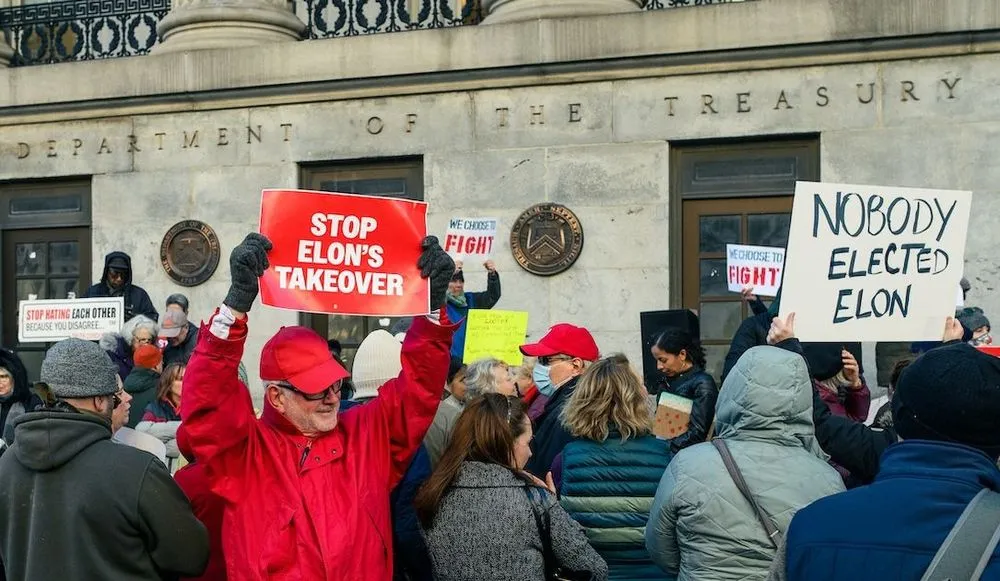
[258,189,429,316]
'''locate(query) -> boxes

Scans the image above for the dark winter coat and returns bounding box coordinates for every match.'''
[164,322,199,366]
[423,461,608,581]
[81,251,158,322]
[660,367,718,453]
[722,312,773,384]
[525,376,579,476]
[773,441,1000,581]
[123,367,160,429]
[560,432,673,580]
[446,271,501,359]
[0,407,209,580]
[0,348,40,444]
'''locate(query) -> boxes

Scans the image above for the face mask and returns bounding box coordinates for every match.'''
[533,364,555,397]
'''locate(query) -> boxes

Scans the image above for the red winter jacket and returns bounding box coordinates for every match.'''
[180,306,454,581]
[176,462,227,581]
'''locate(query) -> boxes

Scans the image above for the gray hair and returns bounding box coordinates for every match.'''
[464,358,508,400]
[121,315,159,347]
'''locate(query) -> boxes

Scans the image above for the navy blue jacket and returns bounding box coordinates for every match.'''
[341,399,433,580]
[525,376,578,476]
[560,433,673,581]
[782,440,1000,581]
[445,271,501,359]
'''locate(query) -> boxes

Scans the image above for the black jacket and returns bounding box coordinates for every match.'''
[123,367,160,429]
[662,367,718,453]
[0,348,39,444]
[525,376,579,476]
[163,322,199,367]
[0,408,209,580]
[81,251,159,322]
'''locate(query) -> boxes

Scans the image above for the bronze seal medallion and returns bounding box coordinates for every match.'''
[160,220,221,287]
[510,203,584,276]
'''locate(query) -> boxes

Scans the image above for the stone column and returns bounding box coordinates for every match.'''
[155,0,306,54]
[480,0,643,25]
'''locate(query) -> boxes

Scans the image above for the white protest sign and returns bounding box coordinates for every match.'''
[779,181,971,342]
[726,244,785,296]
[443,217,498,262]
[18,297,124,343]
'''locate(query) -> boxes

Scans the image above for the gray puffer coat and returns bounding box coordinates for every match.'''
[645,346,844,581]
[423,461,608,581]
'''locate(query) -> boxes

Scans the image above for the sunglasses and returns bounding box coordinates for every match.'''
[273,380,343,402]
[537,355,573,366]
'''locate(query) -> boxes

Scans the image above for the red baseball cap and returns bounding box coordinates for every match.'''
[520,323,599,361]
[259,326,349,395]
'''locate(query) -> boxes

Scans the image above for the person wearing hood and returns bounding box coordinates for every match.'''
[520,323,600,477]
[178,233,456,580]
[0,348,41,444]
[82,251,158,322]
[0,338,208,580]
[768,340,1000,581]
[446,260,501,359]
[645,345,845,581]
[123,343,163,428]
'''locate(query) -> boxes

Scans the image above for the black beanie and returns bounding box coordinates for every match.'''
[801,342,864,381]
[892,343,1000,458]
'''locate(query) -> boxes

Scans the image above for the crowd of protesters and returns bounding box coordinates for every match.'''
[0,236,998,581]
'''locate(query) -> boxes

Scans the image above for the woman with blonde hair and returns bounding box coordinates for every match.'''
[557,353,673,580]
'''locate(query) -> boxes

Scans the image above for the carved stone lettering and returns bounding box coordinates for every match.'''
[530,105,544,126]
[217,128,229,146]
[737,92,751,113]
[183,131,200,149]
[664,97,678,117]
[701,94,718,115]
[72,139,82,156]
[366,116,384,135]
[17,143,28,159]
[127,135,141,152]
[857,82,876,104]
[496,107,510,128]
[47,140,57,158]
[901,81,920,102]
[568,103,582,123]
[247,125,262,144]
[816,86,830,107]
[941,77,961,100]
[773,90,794,110]
[404,115,416,134]
[155,133,166,151]
[97,138,112,155]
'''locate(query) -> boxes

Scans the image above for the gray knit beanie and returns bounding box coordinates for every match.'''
[41,338,119,399]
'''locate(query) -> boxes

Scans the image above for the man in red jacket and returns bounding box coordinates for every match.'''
[180,233,456,580]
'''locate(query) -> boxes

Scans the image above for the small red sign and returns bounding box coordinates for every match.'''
[976,346,1000,358]
[258,189,429,316]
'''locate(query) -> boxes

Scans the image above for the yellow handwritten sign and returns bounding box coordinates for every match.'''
[463,309,530,366]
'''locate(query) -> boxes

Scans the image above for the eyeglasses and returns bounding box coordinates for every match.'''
[273,380,343,402]
[134,337,154,345]
[112,388,124,408]
[537,355,573,366]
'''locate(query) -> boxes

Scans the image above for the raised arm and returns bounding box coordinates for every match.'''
[178,233,272,501]
[467,261,501,309]
[364,236,457,488]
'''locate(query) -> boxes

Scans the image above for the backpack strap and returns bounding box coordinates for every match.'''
[713,438,782,548]
[920,489,1000,581]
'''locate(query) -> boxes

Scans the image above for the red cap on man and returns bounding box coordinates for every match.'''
[259,326,349,394]
[520,323,599,361]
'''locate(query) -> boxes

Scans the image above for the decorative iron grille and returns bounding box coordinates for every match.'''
[0,0,169,66]
[644,0,747,7]
[300,0,482,38]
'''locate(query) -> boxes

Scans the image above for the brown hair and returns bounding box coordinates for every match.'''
[156,363,185,404]
[414,394,529,529]
[562,353,652,442]
[888,357,914,397]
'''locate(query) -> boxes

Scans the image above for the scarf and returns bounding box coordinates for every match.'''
[447,293,468,309]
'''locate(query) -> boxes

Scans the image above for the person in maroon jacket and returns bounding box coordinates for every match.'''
[179,233,456,581]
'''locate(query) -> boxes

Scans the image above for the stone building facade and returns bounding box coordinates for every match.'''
[1,0,997,395]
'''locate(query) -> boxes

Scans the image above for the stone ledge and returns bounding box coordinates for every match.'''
[0,0,997,113]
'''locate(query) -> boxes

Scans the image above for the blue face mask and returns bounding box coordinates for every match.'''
[533,363,555,397]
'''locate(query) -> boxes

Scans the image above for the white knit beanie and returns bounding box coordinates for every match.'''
[351,329,403,400]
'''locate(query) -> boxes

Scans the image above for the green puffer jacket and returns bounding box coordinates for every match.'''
[645,345,845,581]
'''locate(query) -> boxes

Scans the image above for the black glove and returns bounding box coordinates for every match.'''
[417,236,455,309]
[224,233,272,313]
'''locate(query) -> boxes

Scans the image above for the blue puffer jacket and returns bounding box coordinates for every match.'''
[560,432,674,581]
[779,440,1000,581]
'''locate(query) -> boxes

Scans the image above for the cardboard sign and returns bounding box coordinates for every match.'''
[19,297,124,342]
[462,309,529,366]
[780,181,972,342]
[653,392,693,440]
[726,244,785,296]
[259,189,429,317]
[443,217,498,262]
